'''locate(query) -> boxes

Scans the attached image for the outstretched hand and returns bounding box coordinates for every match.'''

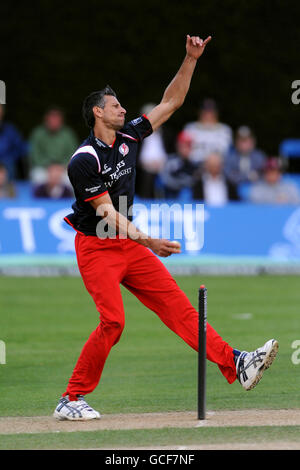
[186,34,212,60]
[148,239,181,257]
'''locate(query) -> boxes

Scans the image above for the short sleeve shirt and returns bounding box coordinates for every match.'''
[65,115,152,236]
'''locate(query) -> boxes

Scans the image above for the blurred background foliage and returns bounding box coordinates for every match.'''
[2,0,300,152]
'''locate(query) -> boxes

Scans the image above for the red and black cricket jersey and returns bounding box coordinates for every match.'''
[65,115,152,236]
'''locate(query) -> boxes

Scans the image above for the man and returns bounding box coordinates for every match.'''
[184,98,232,163]
[29,106,78,183]
[33,162,73,199]
[224,126,267,185]
[192,151,239,205]
[0,163,16,198]
[250,157,300,204]
[160,130,197,199]
[0,104,27,181]
[54,35,278,421]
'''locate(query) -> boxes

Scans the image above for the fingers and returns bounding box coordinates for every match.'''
[151,239,182,257]
[165,240,181,249]
[160,251,172,258]
[187,35,196,47]
[203,35,212,46]
[187,34,212,47]
[161,240,181,256]
[160,249,178,257]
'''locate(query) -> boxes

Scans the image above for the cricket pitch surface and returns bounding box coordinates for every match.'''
[1,409,300,435]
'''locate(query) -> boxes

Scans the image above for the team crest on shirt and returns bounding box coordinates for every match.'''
[119,143,129,157]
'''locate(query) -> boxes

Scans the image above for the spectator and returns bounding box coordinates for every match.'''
[0,163,16,198]
[184,98,232,163]
[136,103,168,198]
[193,152,239,206]
[224,126,267,184]
[160,131,197,199]
[29,106,78,183]
[250,157,300,204]
[0,104,27,180]
[33,163,73,199]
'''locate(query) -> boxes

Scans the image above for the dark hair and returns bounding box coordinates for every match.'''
[82,85,117,128]
[44,105,65,115]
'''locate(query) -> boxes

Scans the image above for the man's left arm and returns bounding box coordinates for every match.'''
[147,34,212,132]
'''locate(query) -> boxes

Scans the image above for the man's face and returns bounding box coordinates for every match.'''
[199,109,218,124]
[47,164,65,187]
[96,95,126,130]
[204,153,223,177]
[0,167,8,186]
[44,110,64,132]
[265,168,281,185]
[236,136,255,154]
[177,140,192,159]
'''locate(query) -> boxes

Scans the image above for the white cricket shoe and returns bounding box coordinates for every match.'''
[236,339,279,391]
[53,395,101,420]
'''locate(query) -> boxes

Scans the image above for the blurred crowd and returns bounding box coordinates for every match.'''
[1,100,300,206]
[136,98,300,206]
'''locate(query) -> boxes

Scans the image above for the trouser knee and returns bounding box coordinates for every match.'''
[98,319,125,345]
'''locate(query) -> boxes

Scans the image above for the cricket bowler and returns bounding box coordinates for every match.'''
[54,35,278,420]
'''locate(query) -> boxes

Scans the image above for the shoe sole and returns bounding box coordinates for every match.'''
[53,411,101,421]
[246,339,279,391]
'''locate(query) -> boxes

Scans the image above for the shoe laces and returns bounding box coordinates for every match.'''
[246,349,266,369]
[76,395,94,412]
[237,349,266,383]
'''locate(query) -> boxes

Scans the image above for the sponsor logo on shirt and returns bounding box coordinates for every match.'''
[102,163,112,174]
[105,168,132,188]
[119,143,129,157]
[102,160,132,188]
[110,160,125,177]
[131,117,143,126]
[95,138,107,148]
[85,185,103,193]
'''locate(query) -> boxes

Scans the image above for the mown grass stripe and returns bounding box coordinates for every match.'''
[0,426,300,450]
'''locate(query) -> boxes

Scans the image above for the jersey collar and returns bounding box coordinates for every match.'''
[89,130,116,149]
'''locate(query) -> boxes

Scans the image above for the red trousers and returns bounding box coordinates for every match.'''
[63,234,236,401]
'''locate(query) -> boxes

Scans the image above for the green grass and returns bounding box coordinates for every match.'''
[0,275,300,418]
[0,426,300,450]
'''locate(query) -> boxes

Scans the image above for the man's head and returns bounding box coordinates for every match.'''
[82,85,126,131]
[44,107,64,132]
[198,98,218,124]
[264,158,282,185]
[176,131,193,159]
[204,152,224,177]
[0,163,8,186]
[235,126,256,155]
[46,163,65,188]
